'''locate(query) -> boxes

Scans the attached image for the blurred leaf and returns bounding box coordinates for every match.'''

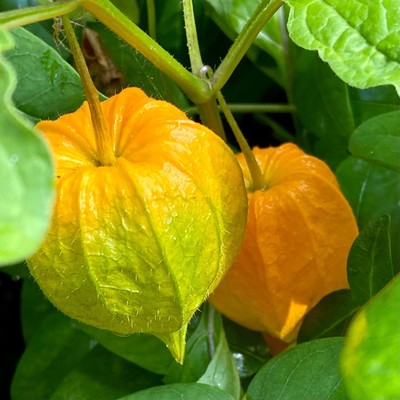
[198,331,241,400]
[5,27,85,120]
[349,111,400,172]
[164,306,222,384]
[50,345,162,400]
[247,337,348,400]
[11,313,93,400]
[286,0,400,94]
[111,0,140,24]
[118,383,235,400]
[223,317,269,378]
[20,276,55,343]
[203,0,285,85]
[79,324,174,376]
[299,216,395,341]
[340,275,400,400]
[349,86,400,126]
[0,28,54,266]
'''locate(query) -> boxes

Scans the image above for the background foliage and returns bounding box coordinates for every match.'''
[0,0,399,399]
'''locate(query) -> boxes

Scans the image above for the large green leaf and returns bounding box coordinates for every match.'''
[299,216,395,341]
[247,338,348,400]
[198,331,241,400]
[50,345,162,400]
[291,47,354,168]
[6,27,85,120]
[118,383,235,400]
[337,156,400,229]
[285,0,400,95]
[340,274,400,400]
[11,313,93,400]
[349,86,400,126]
[349,111,400,172]
[0,28,54,266]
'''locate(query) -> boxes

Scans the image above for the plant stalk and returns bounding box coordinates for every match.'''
[0,0,80,30]
[216,91,267,190]
[146,0,157,40]
[81,0,209,104]
[211,0,284,95]
[182,1,225,139]
[61,15,115,166]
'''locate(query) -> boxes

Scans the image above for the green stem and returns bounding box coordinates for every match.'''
[62,15,115,166]
[182,1,225,139]
[210,0,284,95]
[216,91,267,191]
[197,99,226,141]
[0,0,80,30]
[182,0,203,75]
[146,0,157,40]
[81,0,208,104]
[185,103,295,115]
[207,304,216,359]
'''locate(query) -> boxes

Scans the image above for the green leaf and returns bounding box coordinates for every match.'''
[79,324,174,376]
[299,216,395,341]
[340,275,400,400]
[286,0,400,95]
[198,331,241,400]
[164,306,222,384]
[118,383,235,400]
[349,111,400,172]
[0,28,54,266]
[291,48,354,168]
[349,86,400,126]
[50,345,162,400]
[247,338,349,400]
[5,27,85,120]
[347,215,395,304]
[336,155,400,227]
[11,313,93,400]
[20,276,55,343]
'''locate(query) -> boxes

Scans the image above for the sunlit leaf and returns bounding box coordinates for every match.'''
[0,28,54,266]
[340,275,400,400]
[286,0,400,94]
[247,338,348,400]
